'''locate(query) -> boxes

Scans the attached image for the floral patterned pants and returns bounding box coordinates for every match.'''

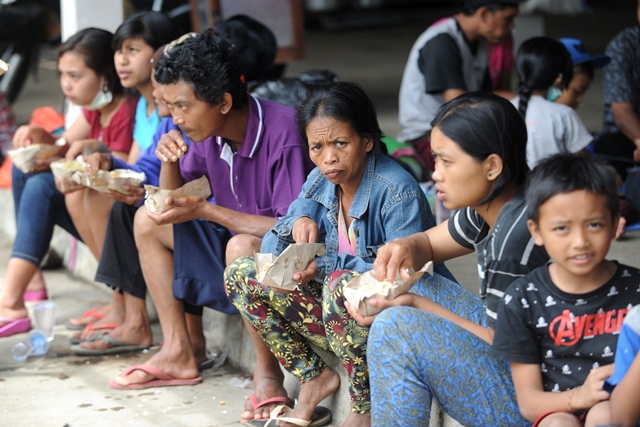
[224,256,371,414]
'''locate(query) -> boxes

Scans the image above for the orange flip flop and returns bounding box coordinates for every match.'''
[64,307,106,330]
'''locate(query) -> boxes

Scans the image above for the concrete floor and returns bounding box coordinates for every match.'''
[2,2,640,426]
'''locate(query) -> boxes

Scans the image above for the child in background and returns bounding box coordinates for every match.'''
[63,12,178,337]
[602,304,640,427]
[492,153,640,427]
[556,38,610,111]
[512,37,593,168]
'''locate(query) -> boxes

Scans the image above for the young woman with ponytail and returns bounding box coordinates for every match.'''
[512,36,593,168]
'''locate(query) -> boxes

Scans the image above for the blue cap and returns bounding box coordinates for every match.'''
[559,38,610,69]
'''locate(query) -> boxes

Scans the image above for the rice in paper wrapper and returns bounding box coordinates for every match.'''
[50,159,85,192]
[72,169,111,193]
[50,159,84,181]
[144,175,212,214]
[254,243,325,290]
[9,144,61,172]
[344,261,434,316]
[108,169,146,194]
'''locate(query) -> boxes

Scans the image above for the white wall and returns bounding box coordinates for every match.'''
[59,0,124,128]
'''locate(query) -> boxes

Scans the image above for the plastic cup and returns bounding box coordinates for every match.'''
[33,301,56,342]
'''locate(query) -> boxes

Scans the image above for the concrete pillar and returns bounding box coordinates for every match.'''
[59,0,125,127]
[60,0,124,41]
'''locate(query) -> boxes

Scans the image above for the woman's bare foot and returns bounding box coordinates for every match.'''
[241,376,290,423]
[342,412,371,427]
[24,269,46,292]
[275,367,340,427]
[0,305,29,322]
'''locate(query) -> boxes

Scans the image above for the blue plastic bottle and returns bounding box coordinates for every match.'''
[11,330,49,362]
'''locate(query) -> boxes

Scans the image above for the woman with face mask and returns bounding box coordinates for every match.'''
[0,27,137,338]
[61,12,178,338]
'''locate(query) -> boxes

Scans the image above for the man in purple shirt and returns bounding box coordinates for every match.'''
[109,31,314,400]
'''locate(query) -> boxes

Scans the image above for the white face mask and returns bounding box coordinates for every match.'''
[85,77,113,110]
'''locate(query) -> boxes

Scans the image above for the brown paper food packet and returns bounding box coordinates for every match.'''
[8,144,61,173]
[50,159,85,192]
[254,243,325,290]
[343,261,434,316]
[50,159,84,181]
[72,169,111,193]
[108,169,146,195]
[144,175,212,214]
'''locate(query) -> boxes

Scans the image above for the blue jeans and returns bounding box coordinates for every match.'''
[368,275,531,427]
[11,166,80,265]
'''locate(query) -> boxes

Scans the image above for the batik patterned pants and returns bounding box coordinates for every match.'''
[224,256,370,413]
[368,276,532,427]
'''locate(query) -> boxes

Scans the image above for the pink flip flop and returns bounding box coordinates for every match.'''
[0,317,31,338]
[23,289,48,302]
[244,394,295,423]
[249,394,295,413]
[108,364,202,390]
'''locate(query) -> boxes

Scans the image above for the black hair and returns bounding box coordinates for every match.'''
[460,2,519,15]
[112,11,179,52]
[154,30,247,109]
[213,14,277,82]
[516,37,573,117]
[431,91,529,205]
[296,81,387,156]
[573,62,594,81]
[526,154,619,223]
[58,28,124,97]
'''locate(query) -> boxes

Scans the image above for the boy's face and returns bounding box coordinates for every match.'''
[556,71,592,110]
[528,190,616,282]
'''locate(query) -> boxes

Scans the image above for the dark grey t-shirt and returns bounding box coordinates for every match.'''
[493,263,640,392]
[448,189,549,328]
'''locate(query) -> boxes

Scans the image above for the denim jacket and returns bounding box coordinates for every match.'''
[262,152,452,280]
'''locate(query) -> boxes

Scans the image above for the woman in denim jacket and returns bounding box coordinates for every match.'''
[225,82,454,427]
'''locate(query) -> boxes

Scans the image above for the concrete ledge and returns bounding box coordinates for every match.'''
[0,187,461,426]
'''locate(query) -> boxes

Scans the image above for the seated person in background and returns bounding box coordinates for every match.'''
[605,305,640,427]
[64,11,178,335]
[492,153,640,427]
[225,81,454,427]
[0,28,136,338]
[512,37,593,169]
[593,0,640,181]
[397,0,524,176]
[109,30,314,391]
[556,38,610,111]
